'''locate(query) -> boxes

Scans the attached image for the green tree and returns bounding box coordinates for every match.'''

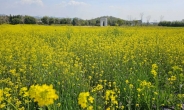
[24,16,36,24]
[49,17,55,25]
[41,16,49,24]
[60,18,67,24]
[89,19,96,26]
[9,14,12,23]
[72,18,79,26]
[11,18,21,24]
[78,19,86,26]
[96,19,100,26]
[117,19,123,26]
[66,18,72,24]
[54,18,60,24]
[60,18,72,25]
[9,15,23,24]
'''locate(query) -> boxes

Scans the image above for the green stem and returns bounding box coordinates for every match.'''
[5,100,18,110]
[47,105,51,110]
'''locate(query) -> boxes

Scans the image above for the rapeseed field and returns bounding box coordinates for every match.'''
[0,25,184,110]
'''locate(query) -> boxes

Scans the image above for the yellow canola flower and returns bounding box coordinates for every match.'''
[3,88,11,97]
[0,89,5,109]
[106,90,113,101]
[177,104,183,108]
[168,75,177,83]
[121,105,125,109]
[172,66,183,72]
[0,89,3,102]
[151,69,157,78]
[9,69,16,75]
[0,103,6,109]
[137,88,141,92]
[78,92,90,108]
[154,92,158,95]
[19,87,29,97]
[129,84,134,89]
[136,104,139,107]
[87,105,93,110]
[92,84,103,92]
[28,84,58,107]
[105,90,118,105]
[88,96,94,103]
[140,80,152,89]
[152,64,158,70]
[106,107,110,110]
[151,64,158,78]
[170,76,177,81]
[125,80,129,84]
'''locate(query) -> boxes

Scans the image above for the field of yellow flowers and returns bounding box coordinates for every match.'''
[0,24,184,110]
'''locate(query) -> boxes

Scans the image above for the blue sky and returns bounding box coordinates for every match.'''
[0,0,184,22]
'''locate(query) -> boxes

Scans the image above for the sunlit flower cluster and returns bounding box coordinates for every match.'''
[78,92,94,109]
[0,89,5,109]
[28,84,58,107]
[151,64,158,78]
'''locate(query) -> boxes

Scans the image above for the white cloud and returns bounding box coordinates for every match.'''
[56,0,88,7]
[19,0,43,6]
[68,0,87,6]
[55,1,67,7]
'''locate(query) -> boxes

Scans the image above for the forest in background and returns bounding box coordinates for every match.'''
[0,14,184,26]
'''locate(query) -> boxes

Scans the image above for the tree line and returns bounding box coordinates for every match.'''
[0,14,144,26]
[158,20,184,27]
[2,14,183,27]
[0,15,37,24]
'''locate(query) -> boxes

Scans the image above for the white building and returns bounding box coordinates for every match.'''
[100,17,108,26]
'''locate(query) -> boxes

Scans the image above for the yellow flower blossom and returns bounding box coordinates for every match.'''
[125,80,129,84]
[140,80,152,89]
[28,84,58,107]
[129,84,133,89]
[0,89,3,102]
[88,96,94,103]
[136,104,139,107]
[121,105,124,109]
[172,66,183,72]
[92,84,103,92]
[0,103,6,109]
[78,92,90,108]
[87,105,93,110]
[106,107,110,110]
[137,88,141,92]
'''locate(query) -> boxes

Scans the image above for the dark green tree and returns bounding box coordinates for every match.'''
[9,15,23,24]
[117,19,123,26]
[49,17,55,25]
[60,18,67,24]
[72,18,79,26]
[95,19,100,26]
[11,18,21,24]
[9,14,12,23]
[24,16,36,24]
[54,18,60,24]
[89,19,96,26]
[41,16,49,24]
[66,18,72,24]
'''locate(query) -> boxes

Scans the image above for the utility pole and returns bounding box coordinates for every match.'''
[146,15,151,25]
[140,13,144,25]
